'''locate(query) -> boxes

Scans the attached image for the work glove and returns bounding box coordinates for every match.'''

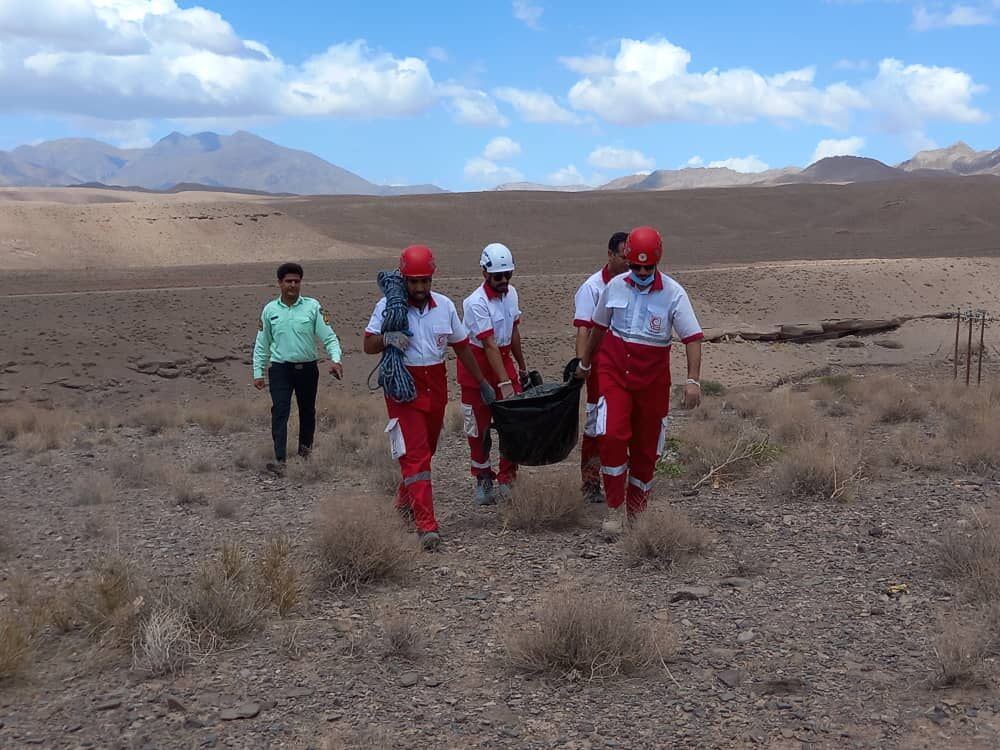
[479,380,496,406]
[498,380,516,400]
[383,332,410,351]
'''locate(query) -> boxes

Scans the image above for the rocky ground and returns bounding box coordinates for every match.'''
[3,357,1000,750]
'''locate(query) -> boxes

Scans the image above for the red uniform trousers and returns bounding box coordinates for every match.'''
[457,344,522,484]
[580,356,603,488]
[597,358,671,516]
[386,364,447,533]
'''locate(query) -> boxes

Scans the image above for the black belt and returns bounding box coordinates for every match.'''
[270,360,317,370]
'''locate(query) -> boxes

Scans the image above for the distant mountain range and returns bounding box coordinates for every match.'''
[1,131,998,196]
[496,142,1000,192]
[0,131,445,196]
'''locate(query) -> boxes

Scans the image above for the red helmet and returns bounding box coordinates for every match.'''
[624,226,663,266]
[399,244,436,277]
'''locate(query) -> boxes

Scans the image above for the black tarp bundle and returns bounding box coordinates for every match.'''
[488,360,584,466]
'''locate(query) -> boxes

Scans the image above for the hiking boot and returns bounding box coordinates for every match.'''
[297,445,312,460]
[419,531,441,551]
[601,504,626,539]
[265,460,286,477]
[474,476,495,506]
[492,482,513,503]
[582,482,605,504]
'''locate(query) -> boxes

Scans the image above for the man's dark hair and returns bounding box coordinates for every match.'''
[277,262,304,280]
[608,232,629,253]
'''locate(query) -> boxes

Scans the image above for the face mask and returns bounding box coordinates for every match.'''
[630,271,655,287]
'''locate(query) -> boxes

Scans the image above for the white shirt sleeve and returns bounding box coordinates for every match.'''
[465,295,495,341]
[591,284,613,328]
[447,300,469,344]
[671,290,703,342]
[573,280,598,327]
[365,298,387,335]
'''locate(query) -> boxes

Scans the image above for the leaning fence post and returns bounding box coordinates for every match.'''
[978,310,986,386]
[954,309,961,381]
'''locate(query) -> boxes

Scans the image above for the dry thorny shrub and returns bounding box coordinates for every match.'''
[0,614,32,683]
[932,616,992,688]
[623,505,711,568]
[72,473,118,506]
[257,535,301,616]
[185,542,264,645]
[74,555,148,646]
[678,413,777,484]
[866,377,927,424]
[132,607,194,677]
[501,476,584,531]
[0,403,76,452]
[313,496,414,590]
[505,587,676,680]
[940,511,1000,602]
[109,451,170,488]
[124,403,185,435]
[322,728,393,750]
[774,433,864,502]
[378,610,427,660]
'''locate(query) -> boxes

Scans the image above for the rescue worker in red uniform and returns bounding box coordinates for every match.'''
[575,226,704,536]
[364,245,493,550]
[573,231,630,503]
[457,243,529,505]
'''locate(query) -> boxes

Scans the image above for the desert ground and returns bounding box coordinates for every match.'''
[2,183,1000,749]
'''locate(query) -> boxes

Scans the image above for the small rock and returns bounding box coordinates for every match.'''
[94,699,122,711]
[219,702,260,721]
[277,687,314,699]
[399,672,420,688]
[874,338,903,350]
[717,669,741,688]
[424,676,443,687]
[164,695,187,712]
[719,577,753,590]
[184,717,207,729]
[670,586,711,602]
[719,691,736,702]
[204,353,230,363]
[156,367,181,379]
[834,339,865,349]
[464,591,490,601]
[737,629,756,644]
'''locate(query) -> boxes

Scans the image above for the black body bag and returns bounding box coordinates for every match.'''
[488,359,584,466]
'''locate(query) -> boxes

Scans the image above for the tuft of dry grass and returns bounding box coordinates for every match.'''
[313,496,413,590]
[877,424,952,473]
[0,614,31,683]
[505,587,675,680]
[72,473,117,506]
[185,548,263,645]
[378,611,427,660]
[322,729,393,750]
[74,555,147,645]
[951,413,1000,477]
[932,617,990,688]
[190,457,215,474]
[774,434,863,502]
[256,535,300,616]
[0,404,76,452]
[125,403,185,435]
[940,512,1000,601]
[871,384,927,424]
[234,441,274,470]
[501,476,584,531]
[678,418,778,484]
[622,505,711,568]
[761,390,822,444]
[213,497,237,519]
[110,451,170,488]
[172,475,208,506]
[132,607,193,676]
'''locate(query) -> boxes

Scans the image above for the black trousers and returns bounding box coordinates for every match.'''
[268,361,319,461]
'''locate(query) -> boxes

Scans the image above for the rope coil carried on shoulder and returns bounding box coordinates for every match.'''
[368,270,416,403]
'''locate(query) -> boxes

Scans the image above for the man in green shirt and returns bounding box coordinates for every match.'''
[253,262,343,475]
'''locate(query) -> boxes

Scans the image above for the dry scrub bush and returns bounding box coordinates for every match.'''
[313,496,413,590]
[234,441,273,469]
[623,505,711,569]
[760,391,822,444]
[951,413,1000,477]
[190,457,215,473]
[505,588,675,680]
[75,555,147,645]
[110,451,169,488]
[501,476,584,531]
[185,545,264,644]
[257,535,301,616]
[868,378,927,424]
[933,617,990,688]
[125,403,184,435]
[132,607,193,676]
[0,614,31,683]
[0,404,75,452]
[186,399,259,435]
[322,729,393,750]
[72,473,117,506]
[878,425,952,473]
[678,418,776,484]
[774,435,863,502]
[172,475,208,506]
[378,611,427,660]
[213,497,237,519]
[940,512,1000,601]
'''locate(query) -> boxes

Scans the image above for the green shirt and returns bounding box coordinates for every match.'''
[252,296,342,378]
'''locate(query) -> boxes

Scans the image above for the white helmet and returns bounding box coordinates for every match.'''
[480,242,515,273]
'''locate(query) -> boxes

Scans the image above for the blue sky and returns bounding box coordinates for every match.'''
[0,0,997,189]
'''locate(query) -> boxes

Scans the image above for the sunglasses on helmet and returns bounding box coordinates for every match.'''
[489,271,513,281]
[629,263,656,273]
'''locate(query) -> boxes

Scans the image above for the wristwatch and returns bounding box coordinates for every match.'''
[686,378,700,388]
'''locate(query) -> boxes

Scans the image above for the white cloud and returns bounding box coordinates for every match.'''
[811,136,866,163]
[685,156,704,167]
[547,164,587,186]
[464,156,523,186]
[439,85,509,127]
[834,58,871,71]
[495,87,579,124]
[912,4,995,30]
[707,156,770,173]
[0,0,444,122]
[587,145,655,171]
[427,46,449,62]
[512,0,543,29]
[563,36,988,134]
[483,136,521,161]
